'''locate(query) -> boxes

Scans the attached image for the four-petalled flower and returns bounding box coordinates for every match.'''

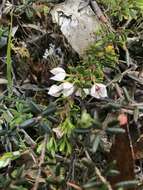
[90,83,107,99]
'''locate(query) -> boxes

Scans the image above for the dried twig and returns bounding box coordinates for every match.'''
[126,124,136,161]
[90,0,115,32]
[0,0,6,18]
[95,166,113,190]
[32,133,48,190]
[84,149,113,190]
[90,0,107,22]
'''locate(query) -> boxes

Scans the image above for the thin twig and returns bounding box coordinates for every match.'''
[84,149,113,190]
[32,133,48,190]
[95,166,113,190]
[125,124,136,170]
[0,0,6,19]
[19,129,37,147]
[90,0,115,32]
[106,66,137,87]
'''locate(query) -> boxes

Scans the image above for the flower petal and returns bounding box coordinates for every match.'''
[50,67,66,75]
[50,67,66,81]
[83,88,90,95]
[48,84,63,97]
[62,82,75,97]
[50,72,66,81]
[90,83,107,99]
[75,89,82,97]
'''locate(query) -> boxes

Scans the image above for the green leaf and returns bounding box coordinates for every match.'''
[115,180,138,188]
[28,101,42,114]
[78,110,94,128]
[0,151,20,169]
[66,140,72,155]
[92,135,101,153]
[20,118,37,128]
[59,118,75,136]
[6,13,13,95]
[59,139,66,152]
[47,137,58,157]
[83,181,101,188]
[42,103,56,116]
[106,127,125,134]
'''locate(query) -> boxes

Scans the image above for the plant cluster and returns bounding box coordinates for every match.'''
[0,0,143,190]
[99,0,143,21]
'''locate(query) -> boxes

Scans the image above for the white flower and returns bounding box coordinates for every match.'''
[50,67,66,81]
[52,127,64,139]
[48,82,74,97]
[83,88,90,95]
[43,44,55,59]
[75,88,90,97]
[90,83,108,99]
[50,67,65,76]
[48,84,63,97]
[62,82,75,97]
[75,89,82,97]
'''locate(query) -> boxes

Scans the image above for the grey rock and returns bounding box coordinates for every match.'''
[51,0,101,55]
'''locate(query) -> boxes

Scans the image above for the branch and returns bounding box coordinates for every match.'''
[95,166,113,190]
[32,134,48,190]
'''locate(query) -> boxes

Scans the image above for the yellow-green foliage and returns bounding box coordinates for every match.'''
[99,0,142,21]
[82,36,118,82]
[6,13,13,95]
